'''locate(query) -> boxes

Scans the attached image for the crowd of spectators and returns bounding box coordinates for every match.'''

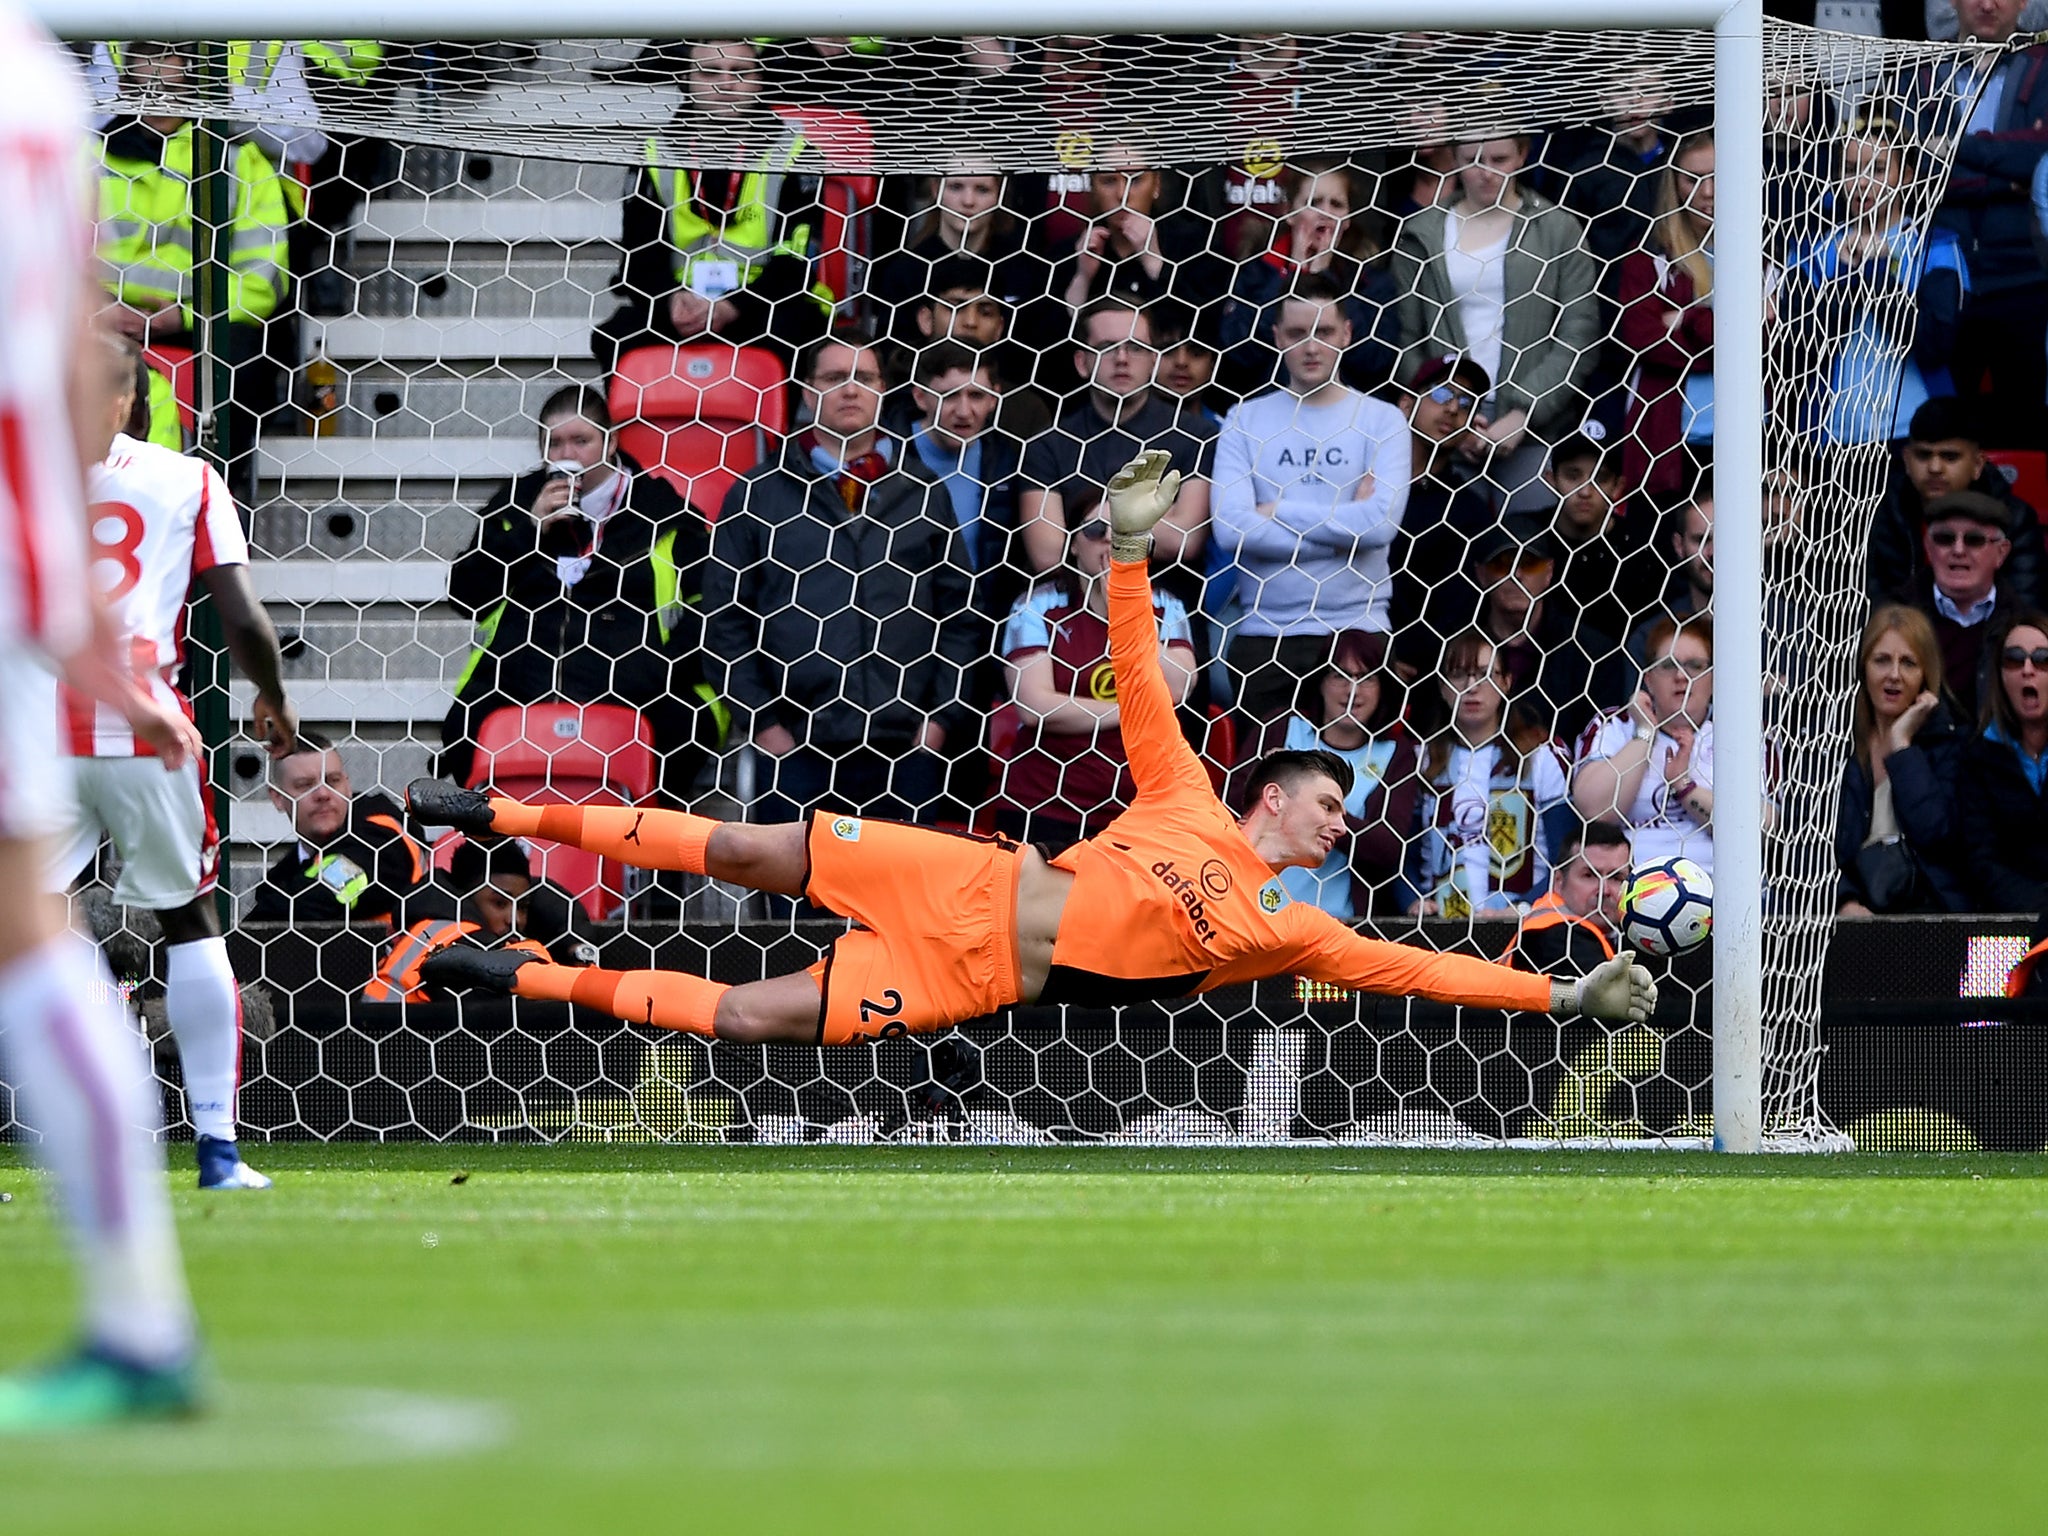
[85,15,2048,932]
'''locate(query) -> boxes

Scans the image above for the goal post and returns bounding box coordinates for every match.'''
[27,3,1991,1149]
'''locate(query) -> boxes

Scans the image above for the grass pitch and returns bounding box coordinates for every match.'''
[1,1146,2044,1535]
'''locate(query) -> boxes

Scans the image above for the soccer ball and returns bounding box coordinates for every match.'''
[1618,856,1713,957]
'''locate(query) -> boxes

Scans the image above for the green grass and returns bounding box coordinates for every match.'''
[2,1146,2045,1534]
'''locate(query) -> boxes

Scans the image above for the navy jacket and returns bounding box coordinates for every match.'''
[1906,45,2048,301]
[703,439,982,750]
[1833,703,1971,913]
[1866,460,2044,612]
[1956,729,2048,913]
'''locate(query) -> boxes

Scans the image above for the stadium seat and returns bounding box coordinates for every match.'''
[141,343,196,440]
[609,344,789,520]
[1987,451,2048,523]
[463,703,658,921]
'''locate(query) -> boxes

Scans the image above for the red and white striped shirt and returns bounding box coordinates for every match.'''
[0,7,92,663]
[64,433,248,756]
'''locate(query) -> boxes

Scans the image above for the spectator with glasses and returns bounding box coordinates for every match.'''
[1956,610,2048,913]
[702,334,980,826]
[1571,615,1718,873]
[991,503,1198,850]
[1911,490,2017,724]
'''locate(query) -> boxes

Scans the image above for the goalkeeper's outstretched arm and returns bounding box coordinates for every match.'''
[1291,912,1659,1024]
[1100,450,1214,802]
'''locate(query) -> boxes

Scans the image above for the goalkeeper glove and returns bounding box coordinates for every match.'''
[1105,448,1182,562]
[1551,954,1658,1024]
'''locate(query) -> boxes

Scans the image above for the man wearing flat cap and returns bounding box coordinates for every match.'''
[1915,489,2019,721]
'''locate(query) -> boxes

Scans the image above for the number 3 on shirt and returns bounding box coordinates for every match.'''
[88,500,146,602]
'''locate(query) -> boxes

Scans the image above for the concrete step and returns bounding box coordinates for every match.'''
[354,198,624,249]
[306,316,593,365]
[258,434,533,485]
[380,142,630,203]
[253,560,452,607]
[340,373,592,439]
[343,260,621,325]
[273,616,470,681]
[249,501,477,562]
[233,677,451,725]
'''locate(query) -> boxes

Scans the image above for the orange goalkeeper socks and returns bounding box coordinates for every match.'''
[486,802,715,873]
[512,962,728,1039]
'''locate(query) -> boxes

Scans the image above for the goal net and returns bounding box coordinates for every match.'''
[16,21,1990,1147]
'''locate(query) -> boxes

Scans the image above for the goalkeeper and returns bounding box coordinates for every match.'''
[412,451,1655,1038]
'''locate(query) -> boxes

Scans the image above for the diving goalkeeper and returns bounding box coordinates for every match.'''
[412,450,1656,1039]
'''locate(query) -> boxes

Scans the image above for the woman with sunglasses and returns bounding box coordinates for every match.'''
[1956,610,2048,914]
[1615,129,1716,503]
[1836,604,1970,915]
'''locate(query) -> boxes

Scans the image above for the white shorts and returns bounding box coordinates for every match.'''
[0,645,68,843]
[49,753,220,909]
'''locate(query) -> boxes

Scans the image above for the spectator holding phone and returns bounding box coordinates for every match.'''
[442,385,714,799]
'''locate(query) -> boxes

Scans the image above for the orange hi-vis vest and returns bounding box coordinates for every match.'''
[364,919,550,1004]
[1498,890,1617,968]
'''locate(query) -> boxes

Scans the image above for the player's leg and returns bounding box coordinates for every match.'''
[0,839,199,1429]
[405,778,810,894]
[155,898,267,1191]
[93,755,266,1190]
[415,945,821,1042]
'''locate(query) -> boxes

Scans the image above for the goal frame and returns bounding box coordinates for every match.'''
[34,0,1772,1153]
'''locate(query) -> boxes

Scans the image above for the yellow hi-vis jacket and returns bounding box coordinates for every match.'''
[97,122,292,328]
[643,127,818,299]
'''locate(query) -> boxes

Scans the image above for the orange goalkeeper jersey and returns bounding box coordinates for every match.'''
[1040,559,1554,1015]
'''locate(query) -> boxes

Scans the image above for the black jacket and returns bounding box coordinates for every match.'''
[1866,461,2044,611]
[1834,702,1972,913]
[702,438,982,749]
[447,460,706,719]
[1903,44,2048,301]
[1956,729,2048,914]
[249,792,450,928]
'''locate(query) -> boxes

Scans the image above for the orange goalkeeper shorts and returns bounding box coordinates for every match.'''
[801,812,1024,1045]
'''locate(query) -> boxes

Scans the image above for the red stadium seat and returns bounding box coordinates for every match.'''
[609,344,789,520]
[1987,451,2048,524]
[141,344,196,440]
[463,703,658,921]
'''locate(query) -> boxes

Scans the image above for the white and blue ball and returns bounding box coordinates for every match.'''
[1618,856,1713,957]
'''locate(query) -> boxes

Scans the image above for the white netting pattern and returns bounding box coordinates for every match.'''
[5,22,2011,1147]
